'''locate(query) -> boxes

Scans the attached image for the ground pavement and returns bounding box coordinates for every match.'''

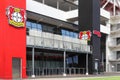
[23,72,120,80]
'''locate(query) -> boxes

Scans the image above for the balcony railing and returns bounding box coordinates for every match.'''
[109,59,120,62]
[110,30,120,38]
[27,36,91,53]
[109,44,120,51]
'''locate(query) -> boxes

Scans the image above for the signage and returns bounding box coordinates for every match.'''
[6,6,26,27]
[93,30,101,37]
[79,30,91,41]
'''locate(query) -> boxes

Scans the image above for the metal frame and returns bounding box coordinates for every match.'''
[101,0,120,16]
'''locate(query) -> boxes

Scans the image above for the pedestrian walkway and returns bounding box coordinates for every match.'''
[23,72,120,80]
[23,77,95,80]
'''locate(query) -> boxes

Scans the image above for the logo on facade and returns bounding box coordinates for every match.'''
[6,6,26,27]
[93,30,101,37]
[79,31,91,41]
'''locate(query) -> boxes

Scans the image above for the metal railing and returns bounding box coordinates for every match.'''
[26,67,85,76]
[27,36,91,53]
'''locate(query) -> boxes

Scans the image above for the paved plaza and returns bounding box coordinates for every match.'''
[23,72,120,80]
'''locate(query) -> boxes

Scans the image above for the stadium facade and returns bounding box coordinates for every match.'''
[0,0,120,79]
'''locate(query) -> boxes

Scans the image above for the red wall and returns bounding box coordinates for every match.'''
[0,0,26,79]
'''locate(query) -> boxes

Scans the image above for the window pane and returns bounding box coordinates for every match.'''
[117,51,120,59]
[26,21,31,28]
[42,25,48,32]
[70,32,74,38]
[47,26,53,33]
[37,24,42,30]
[66,31,69,36]
[61,29,66,36]
[37,24,42,31]
[38,28,42,31]
[73,56,78,64]
[73,33,78,38]
[31,22,37,30]
[31,23,36,28]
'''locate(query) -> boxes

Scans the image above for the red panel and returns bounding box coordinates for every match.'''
[0,0,26,79]
[0,1,6,78]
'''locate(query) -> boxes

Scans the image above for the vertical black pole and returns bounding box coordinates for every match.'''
[79,0,101,74]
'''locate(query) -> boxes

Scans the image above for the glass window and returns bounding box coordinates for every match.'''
[69,32,74,38]
[73,56,78,64]
[76,33,78,38]
[47,26,54,33]
[66,57,73,64]
[117,38,120,45]
[117,64,120,71]
[61,29,66,36]
[117,51,120,59]
[31,22,37,30]
[66,31,69,36]
[66,58,69,64]
[68,57,72,64]
[26,21,31,28]
[73,33,78,38]
[37,24,42,31]
[42,25,48,32]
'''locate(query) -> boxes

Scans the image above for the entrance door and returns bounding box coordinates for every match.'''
[12,58,21,79]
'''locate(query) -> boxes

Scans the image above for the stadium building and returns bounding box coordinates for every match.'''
[0,0,120,79]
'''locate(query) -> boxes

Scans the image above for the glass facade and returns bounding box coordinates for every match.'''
[26,20,89,76]
[26,21,42,31]
[26,20,79,39]
[66,55,78,65]
[61,29,78,38]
